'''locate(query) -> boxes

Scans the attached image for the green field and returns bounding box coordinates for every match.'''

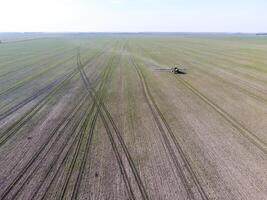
[0,34,266,200]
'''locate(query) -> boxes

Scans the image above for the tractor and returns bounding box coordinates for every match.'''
[171,67,186,74]
[155,66,186,74]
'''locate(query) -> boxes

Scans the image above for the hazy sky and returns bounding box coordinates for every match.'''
[0,0,266,32]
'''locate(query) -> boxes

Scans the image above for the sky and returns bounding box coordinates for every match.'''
[0,0,266,32]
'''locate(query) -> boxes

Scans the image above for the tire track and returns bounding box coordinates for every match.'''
[0,44,104,98]
[0,49,106,147]
[32,122,82,200]
[70,50,118,200]
[138,44,267,105]
[135,43,267,154]
[0,54,75,98]
[79,49,149,200]
[15,48,112,199]
[0,73,73,147]
[0,46,68,74]
[32,76,105,200]
[174,75,267,154]
[0,46,75,81]
[57,52,137,200]
[76,50,137,200]
[188,64,267,104]
[55,99,99,200]
[69,48,137,200]
[34,107,99,200]
[29,106,94,200]
[0,69,77,147]
[0,93,89,200]
[0,46,109,199]
[0,77,63,121]
[132,59,209,200]
[70,110,99,200]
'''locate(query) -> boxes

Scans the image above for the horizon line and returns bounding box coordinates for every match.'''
[0,31,266,34]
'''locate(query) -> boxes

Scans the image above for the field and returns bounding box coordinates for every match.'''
[0,34,266,200]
